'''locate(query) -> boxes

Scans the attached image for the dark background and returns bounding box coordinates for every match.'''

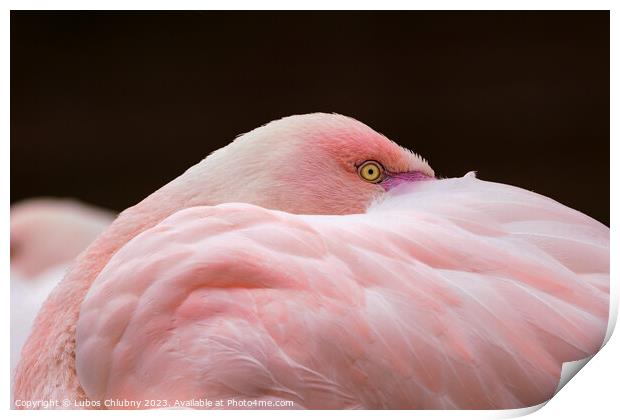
[11,11,610,224]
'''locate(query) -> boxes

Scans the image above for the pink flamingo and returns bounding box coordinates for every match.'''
[11,199,115,278]
[10,199,115,373]
[14,114,609,409]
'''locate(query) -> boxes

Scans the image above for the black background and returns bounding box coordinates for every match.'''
[11,11,610,224]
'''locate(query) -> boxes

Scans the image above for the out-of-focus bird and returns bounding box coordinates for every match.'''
[14,114,609,409]
[11,199,115,373]
[11,199,116,278]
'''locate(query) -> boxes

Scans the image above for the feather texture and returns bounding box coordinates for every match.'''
[75,175,608,409]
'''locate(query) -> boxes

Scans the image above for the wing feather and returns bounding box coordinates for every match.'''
[76,176,609,409]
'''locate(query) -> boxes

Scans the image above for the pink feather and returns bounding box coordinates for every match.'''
[74,174,608,409]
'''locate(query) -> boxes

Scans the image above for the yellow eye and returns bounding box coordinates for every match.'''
[358,161,384,183]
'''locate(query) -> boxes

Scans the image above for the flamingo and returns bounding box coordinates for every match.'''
[11,199,115,373]
[13,113,609,409]
[11,199,115,278]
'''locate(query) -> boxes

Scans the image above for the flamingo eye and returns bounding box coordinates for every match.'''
[358,161,384,183]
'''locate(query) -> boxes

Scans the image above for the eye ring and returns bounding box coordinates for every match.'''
[357,160,384,183]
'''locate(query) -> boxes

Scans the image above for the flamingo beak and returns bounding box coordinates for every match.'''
[381,171,434,191]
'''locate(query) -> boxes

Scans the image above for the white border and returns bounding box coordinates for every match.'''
[0,0,616,11]
[3,2,617,419]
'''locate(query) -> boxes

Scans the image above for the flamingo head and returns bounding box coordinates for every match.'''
[192,113,434,215]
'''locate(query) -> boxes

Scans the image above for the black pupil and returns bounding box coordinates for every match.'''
[368,169,374,175]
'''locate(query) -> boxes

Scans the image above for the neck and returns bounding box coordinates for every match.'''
[13,165,213,405]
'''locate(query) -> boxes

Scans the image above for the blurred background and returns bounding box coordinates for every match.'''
[11,11,610,224]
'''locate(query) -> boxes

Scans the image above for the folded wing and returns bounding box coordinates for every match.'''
[76,175,609,409]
